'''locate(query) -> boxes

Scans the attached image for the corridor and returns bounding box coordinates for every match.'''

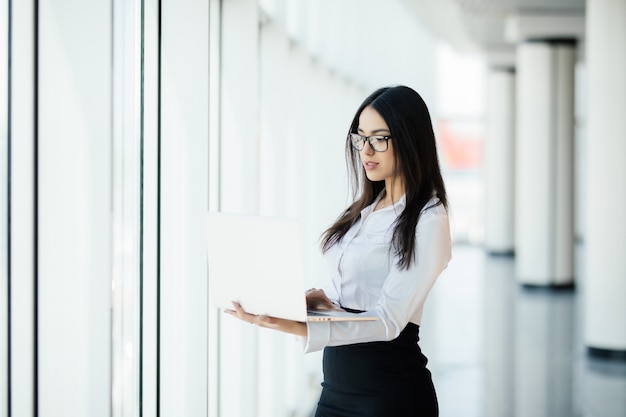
[420,244,626,417]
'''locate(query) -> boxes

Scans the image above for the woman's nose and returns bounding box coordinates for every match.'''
[361,140,375,155]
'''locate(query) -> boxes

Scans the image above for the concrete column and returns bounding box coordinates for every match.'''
[584,0,626,357]
[515,41,576,286]
[485,67,516,254]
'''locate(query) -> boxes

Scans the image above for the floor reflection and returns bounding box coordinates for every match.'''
[421,244,626,417]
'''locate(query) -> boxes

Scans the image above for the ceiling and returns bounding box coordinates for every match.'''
[400,0,586,56]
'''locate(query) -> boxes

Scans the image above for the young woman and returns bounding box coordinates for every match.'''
[227,85,451,416]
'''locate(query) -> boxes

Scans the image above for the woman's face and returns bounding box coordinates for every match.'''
[357,106,397,183]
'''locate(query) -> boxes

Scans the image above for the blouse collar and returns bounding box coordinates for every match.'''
[360,192,407,219]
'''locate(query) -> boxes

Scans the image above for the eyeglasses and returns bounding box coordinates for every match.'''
[349,133,392,152]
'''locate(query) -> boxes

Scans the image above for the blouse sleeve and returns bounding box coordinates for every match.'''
[303,208,451,353]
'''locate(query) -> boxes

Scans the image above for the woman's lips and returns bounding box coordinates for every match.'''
[363,161,378,171]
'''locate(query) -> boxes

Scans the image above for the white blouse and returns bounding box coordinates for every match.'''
[303,194,452,353]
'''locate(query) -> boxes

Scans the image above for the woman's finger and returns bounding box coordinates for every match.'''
[306,290,345,312]
[226,301,258,324]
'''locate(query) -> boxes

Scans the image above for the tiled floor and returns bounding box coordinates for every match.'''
[420,244,626,417]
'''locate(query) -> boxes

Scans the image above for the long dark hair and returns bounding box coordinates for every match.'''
[321,85,448,270]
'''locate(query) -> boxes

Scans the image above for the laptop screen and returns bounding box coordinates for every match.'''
[207,212,309,321]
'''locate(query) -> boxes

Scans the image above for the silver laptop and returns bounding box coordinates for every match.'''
[207,212,377,322]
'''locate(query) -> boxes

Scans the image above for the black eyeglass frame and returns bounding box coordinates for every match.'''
[349,133,392,152]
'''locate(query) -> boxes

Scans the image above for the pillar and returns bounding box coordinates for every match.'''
[584,0,626,357]
[485,66,516,255]
[515,40,576,286]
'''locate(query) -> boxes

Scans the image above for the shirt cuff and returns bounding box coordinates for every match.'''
[302,320,331,353]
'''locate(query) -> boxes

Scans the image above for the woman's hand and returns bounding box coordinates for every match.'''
[306,288,345,312]
[224,301,307,337]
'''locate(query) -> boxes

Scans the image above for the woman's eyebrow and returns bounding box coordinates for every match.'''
[356,127,391,134]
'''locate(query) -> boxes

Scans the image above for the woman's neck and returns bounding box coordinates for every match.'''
[384,178,405,205]
[375,179,404,211]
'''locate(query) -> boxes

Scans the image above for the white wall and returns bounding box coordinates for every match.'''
[8,1,37,415]
[38,0,113,413]
[0,0,9,415]
[160,0,210,415]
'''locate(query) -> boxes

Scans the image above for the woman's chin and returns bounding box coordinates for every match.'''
[365,172,383,182]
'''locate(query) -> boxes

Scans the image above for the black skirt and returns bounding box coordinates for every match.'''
[314,324,438,417]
